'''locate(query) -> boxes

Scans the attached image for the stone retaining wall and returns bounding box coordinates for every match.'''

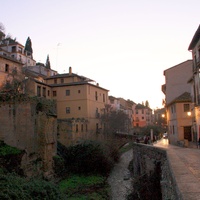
[132,143,182,200]
[0,98,57,179]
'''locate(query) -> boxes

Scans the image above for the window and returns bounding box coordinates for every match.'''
[66,90,70,96]
[60,78,64,83]
[12,46,16,52]
[142,109,144,114]
[103,94,105,102]
[136,110,138,114]
[37,86,41,97]
[42,87,46,97]
[76,124,78,132]
[5,64,9,72]
[78,106,81,110]
[184,104,190,112]
[18,47,22,53]
[95,91,98,100]
[66,107,70,114]
[78,90,81,93]
[81,124,83,132]
[53,91,57,97]
[47,90,50,96]
[54,79,57,84]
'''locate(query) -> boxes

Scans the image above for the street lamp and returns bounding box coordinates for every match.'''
[187,111,191,117]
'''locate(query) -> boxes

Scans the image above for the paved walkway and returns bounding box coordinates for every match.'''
[107,147,133,200]
[154,139,200,200]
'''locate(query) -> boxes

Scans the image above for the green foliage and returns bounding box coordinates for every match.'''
[24,37,33,54]
[53,155,65,176]
[57,140,119,176]
[59,174,109,199]
[0,141,21,156]
[0,173,65,200]
[59,174,105,193]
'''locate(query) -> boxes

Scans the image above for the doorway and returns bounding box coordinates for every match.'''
[184,126,192,141]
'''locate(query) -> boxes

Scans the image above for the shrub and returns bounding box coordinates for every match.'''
[53,155,65,176]
[0,141,24,175]
[0,173,65,200]
[57,140,119,176]
[0,141,22,156]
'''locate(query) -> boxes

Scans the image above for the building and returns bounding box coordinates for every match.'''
[44,67,109,145]
[132,103,153,128]
[162,60,193,144]
[188,24,200,141]
[0,37,36,66]
[0,54,24,90]
[166,92,193,144]
[0,34,37,91]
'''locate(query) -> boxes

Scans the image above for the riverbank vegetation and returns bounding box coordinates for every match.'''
[0,139,127,199]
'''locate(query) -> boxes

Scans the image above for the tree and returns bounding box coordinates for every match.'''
[101,110,130,134]
[24,37,33,57]
[0,22,5,33]
[45,54,51,69]
[1,67,25,96]
[0,22,5,41]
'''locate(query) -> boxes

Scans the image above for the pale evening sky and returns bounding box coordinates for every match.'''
[1,0,199,109]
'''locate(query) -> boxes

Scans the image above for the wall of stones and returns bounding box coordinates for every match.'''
[132,143,182,200]
[0,98,57,179]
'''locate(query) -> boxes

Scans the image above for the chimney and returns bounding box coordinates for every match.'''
[69,66,72,75]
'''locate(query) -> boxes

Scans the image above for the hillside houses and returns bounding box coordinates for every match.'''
[0,28,155,148]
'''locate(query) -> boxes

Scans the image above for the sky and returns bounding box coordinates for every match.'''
[1,0,200,109]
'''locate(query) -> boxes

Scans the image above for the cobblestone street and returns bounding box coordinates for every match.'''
[108,147,133,200]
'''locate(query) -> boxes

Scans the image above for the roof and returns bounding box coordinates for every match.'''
[45,73,94,82]
[49,81,109,91]
[188,25,200,50]
[0,38,24,47]
[167,92,191,106]
[163,60,192,75]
